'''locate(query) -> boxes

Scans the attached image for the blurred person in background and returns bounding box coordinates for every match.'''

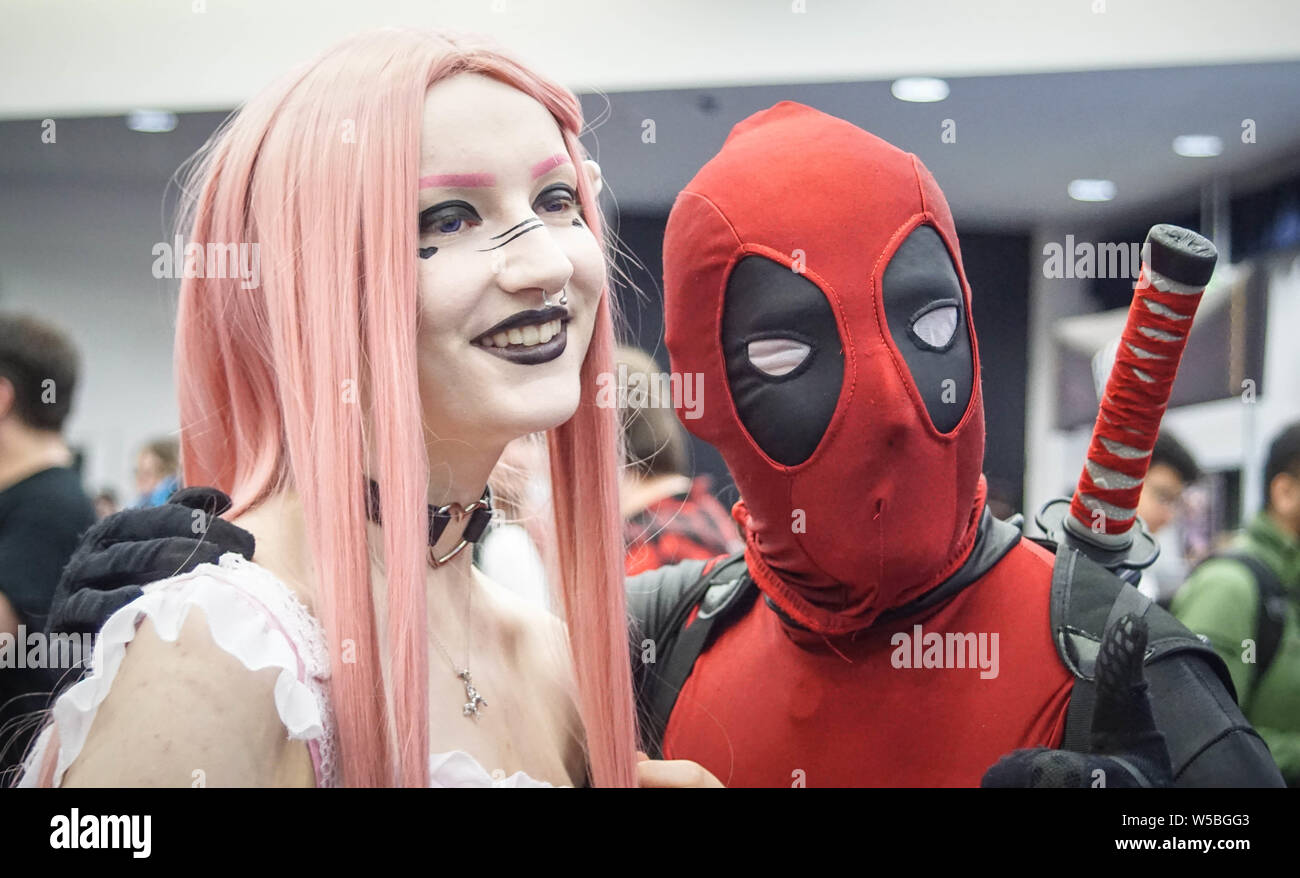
[92,487,119,520]
[1173,421,1300,785]
[617,345,742,576]
[0,313,96,773]
[132,437,179,508]
[1138,431,1201,537]
[1135,431,1201,605]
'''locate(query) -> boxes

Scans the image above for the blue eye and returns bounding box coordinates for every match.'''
[419,200,481,236]
[535,184,578,216]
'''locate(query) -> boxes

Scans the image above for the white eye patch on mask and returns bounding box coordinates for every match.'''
[747,337,812,377]
[908,301,959,351]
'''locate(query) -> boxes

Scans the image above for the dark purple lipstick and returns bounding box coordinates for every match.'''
[472,305,569,365]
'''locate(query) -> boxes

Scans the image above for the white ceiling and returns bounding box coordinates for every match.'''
[1,0,1299,227]
[3,0,1299,118]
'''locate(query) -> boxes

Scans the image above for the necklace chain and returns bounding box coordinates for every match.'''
[428,555,486,720]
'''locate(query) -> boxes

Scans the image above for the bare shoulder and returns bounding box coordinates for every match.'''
[472,566,571,673]
[59,596,313,788]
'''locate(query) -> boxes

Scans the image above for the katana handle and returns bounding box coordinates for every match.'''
[1066,224,1217,547]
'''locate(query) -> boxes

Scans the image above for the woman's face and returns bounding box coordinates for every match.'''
[414,73,605,452]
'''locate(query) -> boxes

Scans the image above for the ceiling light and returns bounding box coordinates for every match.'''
[1067,179,1116,202]
[890,77,949,103]
[1172,134,1223,157]
[126,110,177,133]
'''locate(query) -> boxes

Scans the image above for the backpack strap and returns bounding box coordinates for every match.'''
[1054,548,1153,752]
[1050,546,1237,753]
[625,552,756,758]
[1199,551,1289,696]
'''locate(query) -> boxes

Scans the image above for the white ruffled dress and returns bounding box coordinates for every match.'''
[19,553,556,788]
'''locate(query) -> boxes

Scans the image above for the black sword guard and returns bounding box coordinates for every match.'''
[1032,497,1161,586]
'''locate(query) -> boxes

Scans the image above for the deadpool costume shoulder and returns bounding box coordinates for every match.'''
[628,518,1284,785]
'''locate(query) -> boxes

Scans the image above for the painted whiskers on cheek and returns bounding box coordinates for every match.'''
[488,217,542,241]
[417,217,580,258]
[476,218,543,251]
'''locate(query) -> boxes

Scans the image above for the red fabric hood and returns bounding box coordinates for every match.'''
[663,102,987,635]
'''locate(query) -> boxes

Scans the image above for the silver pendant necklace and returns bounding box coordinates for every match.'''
[429,572,486,720]
[363,479,493,720]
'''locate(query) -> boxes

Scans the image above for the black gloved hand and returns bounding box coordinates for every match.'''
[46,487,255,638]
[981,613,1174,788]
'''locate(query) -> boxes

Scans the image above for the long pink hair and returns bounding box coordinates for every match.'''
[127,29,634,787]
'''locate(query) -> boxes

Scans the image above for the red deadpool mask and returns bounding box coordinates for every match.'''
[663,102,988,636]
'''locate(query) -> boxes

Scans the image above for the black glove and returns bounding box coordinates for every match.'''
[46,487,255,638]
[981,613,1174,788]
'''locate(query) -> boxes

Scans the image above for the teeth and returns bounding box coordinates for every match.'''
[479,319,565,348]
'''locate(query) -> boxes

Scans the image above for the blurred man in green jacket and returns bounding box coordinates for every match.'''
[1173,421,1300,784]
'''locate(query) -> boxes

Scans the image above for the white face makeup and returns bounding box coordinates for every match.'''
[415,73,605,450]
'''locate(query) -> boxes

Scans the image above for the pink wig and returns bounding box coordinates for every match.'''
[165,29,635,787]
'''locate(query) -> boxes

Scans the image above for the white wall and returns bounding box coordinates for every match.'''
[0,178,181,501]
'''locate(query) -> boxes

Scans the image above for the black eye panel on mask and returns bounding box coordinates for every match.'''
[880,225,973,434]
[721,254,845,466]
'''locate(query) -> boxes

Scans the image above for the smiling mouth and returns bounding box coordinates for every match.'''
[472,306,569,365]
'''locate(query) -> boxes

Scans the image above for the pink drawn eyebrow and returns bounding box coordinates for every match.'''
[418,155,570,190]
[531,153,571,180]
[419,172,496,189]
